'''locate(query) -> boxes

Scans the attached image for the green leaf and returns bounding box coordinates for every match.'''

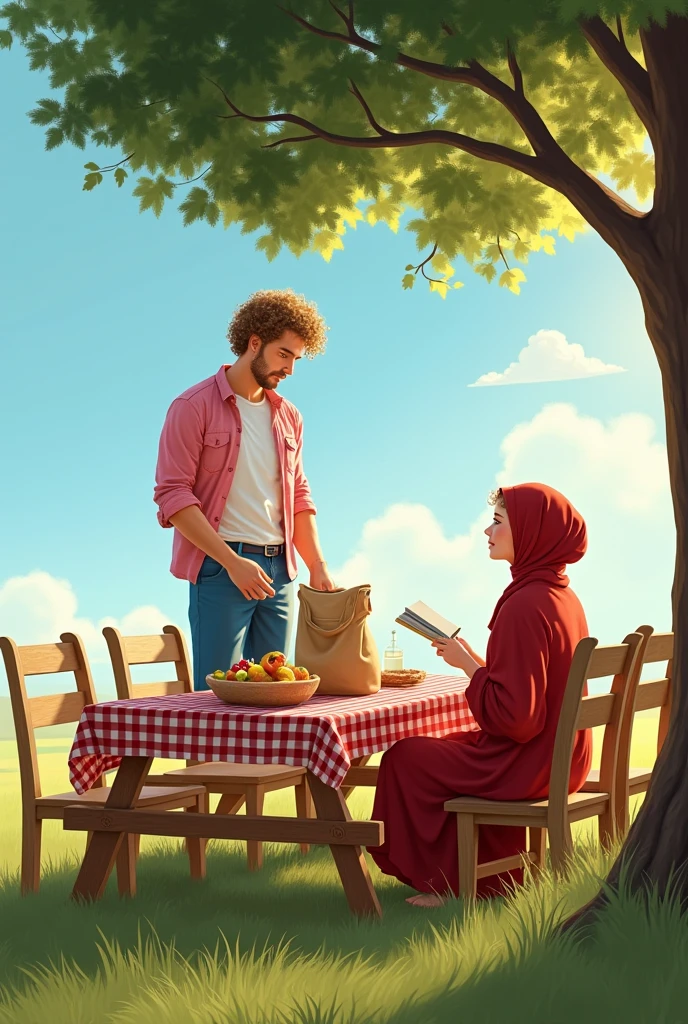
[84,161,100,171]
[402,273,415,290]
[114,166,128,187]
[404,264,414,271]
[256,233,282,261]
[179,185,211,226]
[132,174,174,218]
[0,29,12,49]
[311,229,344,262]
[29,98,61,126]
[83,171,103,191]
[45,126,64,150]
[476,263,497,284]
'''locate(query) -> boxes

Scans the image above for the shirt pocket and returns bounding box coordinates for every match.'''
[284,435,297,474]
[200,431,231,473]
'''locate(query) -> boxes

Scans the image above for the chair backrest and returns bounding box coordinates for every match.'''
[102,624,193,700]
[0,632,99,801]
[632,625,673,754]
[606,625,673,830]
[547,632,644,835]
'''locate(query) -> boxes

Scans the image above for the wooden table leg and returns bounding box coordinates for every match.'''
[306,770,382,919]
[340,754,372,802]
[71,756,152,902]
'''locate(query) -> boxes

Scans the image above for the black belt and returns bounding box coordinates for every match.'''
[226,541,285,557]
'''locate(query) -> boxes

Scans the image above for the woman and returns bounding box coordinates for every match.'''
[368,482,592,908]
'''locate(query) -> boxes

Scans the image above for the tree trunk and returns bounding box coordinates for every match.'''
[561,270,688,933]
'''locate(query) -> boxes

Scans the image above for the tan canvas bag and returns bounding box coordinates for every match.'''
[294,584,381,696]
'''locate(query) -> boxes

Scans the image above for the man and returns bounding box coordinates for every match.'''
[154,288,336,690]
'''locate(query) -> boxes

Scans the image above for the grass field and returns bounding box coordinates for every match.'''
[0,713,681,1023]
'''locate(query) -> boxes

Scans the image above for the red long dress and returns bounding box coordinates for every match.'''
[368,483,593,898]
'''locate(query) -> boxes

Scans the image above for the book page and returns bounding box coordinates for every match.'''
[405,601,460,638]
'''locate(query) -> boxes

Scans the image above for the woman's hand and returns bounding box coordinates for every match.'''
[431,637,483,679]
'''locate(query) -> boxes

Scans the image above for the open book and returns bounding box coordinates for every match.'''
[395,601,461,642]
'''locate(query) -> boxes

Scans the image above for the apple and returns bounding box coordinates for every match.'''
[225,670,237,680]
[292,666,310,681]
[235,669,248,681]
[212,670,225,680]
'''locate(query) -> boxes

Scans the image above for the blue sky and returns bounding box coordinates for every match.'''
[0,45,673,698]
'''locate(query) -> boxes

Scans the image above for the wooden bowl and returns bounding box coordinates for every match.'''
[205,673,320,707]
[381,669,427,688]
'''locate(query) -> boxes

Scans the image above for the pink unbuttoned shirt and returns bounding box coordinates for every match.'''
[153,365,317,584]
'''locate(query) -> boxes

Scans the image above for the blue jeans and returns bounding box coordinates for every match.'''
[189,544,294,691]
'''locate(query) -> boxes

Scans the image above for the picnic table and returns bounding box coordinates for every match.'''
[65,673,477,917]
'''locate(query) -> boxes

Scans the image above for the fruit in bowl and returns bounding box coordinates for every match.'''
[275,666,296,681]
[260,651,287,677]
[247,663,272,682]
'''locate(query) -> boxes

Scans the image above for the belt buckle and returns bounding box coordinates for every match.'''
[265,545,279,557]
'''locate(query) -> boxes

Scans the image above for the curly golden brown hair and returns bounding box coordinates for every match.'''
[487,487,506,507]
[227,289,328,358]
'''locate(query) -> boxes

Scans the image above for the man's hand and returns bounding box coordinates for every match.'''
[226,556,276,601]
[431,636,483,679]
[309,559,337,592]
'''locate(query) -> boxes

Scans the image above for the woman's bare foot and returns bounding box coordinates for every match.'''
[405,893,446,908]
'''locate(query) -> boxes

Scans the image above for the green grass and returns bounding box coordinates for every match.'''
[0,715,677,1023]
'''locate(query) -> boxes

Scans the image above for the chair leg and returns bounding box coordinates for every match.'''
[528,827,547,874]
[456,813,478,901]
[115,834,137,897]
[598,807,616,851]
[294,777,314,856]
[21,814,42,895]
[548,819,573,877]
[185,794,207,880]
[245,784,265,871]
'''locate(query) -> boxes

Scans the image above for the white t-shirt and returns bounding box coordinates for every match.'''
[218,394,285,545]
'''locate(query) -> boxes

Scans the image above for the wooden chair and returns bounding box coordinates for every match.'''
[0,632,207,897]
[582,625,673,835]
[102,624,314,870]
[444,632,644,900]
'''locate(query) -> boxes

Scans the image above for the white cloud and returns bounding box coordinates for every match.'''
[469,329,626,386]
[0,571,173,697]
[332,403,673,681]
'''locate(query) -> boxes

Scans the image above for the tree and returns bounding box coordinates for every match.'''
[3,0,688,923]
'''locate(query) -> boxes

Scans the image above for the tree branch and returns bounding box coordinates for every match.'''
[615,15,625,48]
[409,242,446,284]
[217,90,544,181]
[506,39,524,97]
[348,79,388,135]
[227,12,649,258]
[578,16,656,140]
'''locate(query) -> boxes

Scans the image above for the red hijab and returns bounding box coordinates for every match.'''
[488,482,587,629]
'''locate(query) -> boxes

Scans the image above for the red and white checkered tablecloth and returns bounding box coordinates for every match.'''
[68,673,479,794]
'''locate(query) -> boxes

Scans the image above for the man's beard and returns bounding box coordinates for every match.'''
[250,349,282,390]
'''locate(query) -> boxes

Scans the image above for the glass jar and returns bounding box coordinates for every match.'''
[383,629,404,671]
